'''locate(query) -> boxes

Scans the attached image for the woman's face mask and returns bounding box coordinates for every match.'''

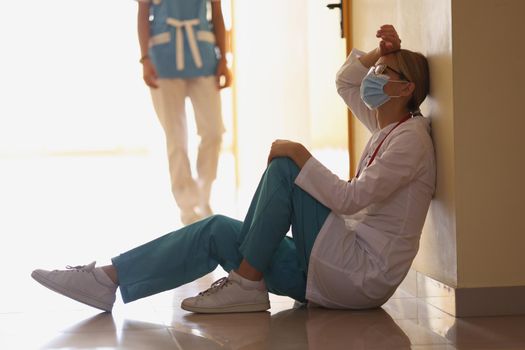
[360,65,408,110]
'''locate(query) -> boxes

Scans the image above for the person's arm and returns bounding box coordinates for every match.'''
[359,24,401,68]
[138,1,158,88]
[335,24,403,132]
[295,127,428,216]
[211,0,232,89]
[267,140,312,169]
[335,49,378,132]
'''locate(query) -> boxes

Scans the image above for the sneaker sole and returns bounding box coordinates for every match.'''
[31,271,113,312]
[181,301,270,314]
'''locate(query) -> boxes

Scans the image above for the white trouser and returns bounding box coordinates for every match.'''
[150,76,224,213]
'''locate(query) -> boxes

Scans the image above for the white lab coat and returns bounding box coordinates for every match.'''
[295,49,436,309]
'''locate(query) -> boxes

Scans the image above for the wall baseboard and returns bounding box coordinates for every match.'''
[397,269,525,317]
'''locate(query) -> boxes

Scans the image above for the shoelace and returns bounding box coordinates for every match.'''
[198,277,232,296]
[62,264,89,272]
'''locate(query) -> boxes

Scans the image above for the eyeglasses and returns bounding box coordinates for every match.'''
[370,64,409,82]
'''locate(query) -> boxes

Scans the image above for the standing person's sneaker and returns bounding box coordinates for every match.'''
[31,262,117,312]
[181,271,270,314]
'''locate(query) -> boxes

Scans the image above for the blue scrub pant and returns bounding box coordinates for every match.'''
[112,157,331,303]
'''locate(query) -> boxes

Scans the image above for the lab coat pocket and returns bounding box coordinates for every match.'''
[355,223,390,270]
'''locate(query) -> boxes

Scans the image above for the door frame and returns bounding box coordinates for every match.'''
[342,0,356,178]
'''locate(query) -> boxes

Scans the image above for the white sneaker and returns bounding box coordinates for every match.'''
[181,272,270,314]
[31,262,117,312]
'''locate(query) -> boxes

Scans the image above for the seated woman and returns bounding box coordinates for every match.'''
[32,24,435,313]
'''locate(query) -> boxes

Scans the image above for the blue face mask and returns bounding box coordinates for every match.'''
[360,72,406,110]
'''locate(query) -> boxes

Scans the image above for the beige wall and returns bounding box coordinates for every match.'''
[351,0,458,286]
[452,0,525,287]
[350,0,525,290]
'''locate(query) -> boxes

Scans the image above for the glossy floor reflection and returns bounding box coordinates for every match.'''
[2,154,525,349]
[2,270,525,349]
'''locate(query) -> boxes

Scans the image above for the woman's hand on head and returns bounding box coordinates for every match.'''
[376,24,401,56]
[267,140,312,169]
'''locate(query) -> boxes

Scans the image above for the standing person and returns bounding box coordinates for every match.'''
[138,0,232,225]
[32,25,435,313]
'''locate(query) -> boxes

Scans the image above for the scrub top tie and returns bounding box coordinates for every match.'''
[166,18,203,71]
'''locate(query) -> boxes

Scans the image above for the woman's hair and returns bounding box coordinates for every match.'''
[394,49,430,115]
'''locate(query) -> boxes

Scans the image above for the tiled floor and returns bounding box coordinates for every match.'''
[2,153,525,349]
[2,271,525,349]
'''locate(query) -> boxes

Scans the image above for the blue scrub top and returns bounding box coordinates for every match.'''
[148,0,219,78]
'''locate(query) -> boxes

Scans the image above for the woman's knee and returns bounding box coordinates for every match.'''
[205,215,242,239]
[204,215,243,267]
[267,157,300,179]
[205,214,231,226]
